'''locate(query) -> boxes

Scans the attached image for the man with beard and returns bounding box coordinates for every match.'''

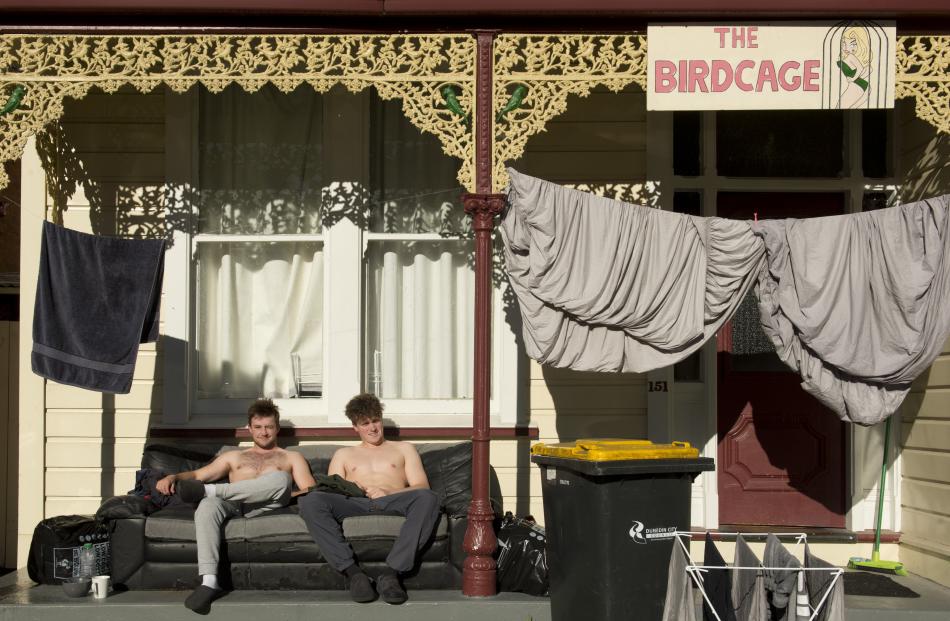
[298,393,440,605]
[156,398,316,614]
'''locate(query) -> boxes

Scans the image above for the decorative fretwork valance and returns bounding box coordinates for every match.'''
[492,34,648,192]
[0,34,477,191]
[491,34,950,192]
[0,33,947,195]
[896,36,950,137]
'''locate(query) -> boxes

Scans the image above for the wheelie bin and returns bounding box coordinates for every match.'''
[531,439,714,621]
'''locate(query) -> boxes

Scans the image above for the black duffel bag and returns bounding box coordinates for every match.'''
[27,515,112,584]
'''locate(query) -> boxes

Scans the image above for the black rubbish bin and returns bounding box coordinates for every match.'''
[531,439,714,621]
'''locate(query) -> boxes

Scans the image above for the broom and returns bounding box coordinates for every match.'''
[848,416,908,575]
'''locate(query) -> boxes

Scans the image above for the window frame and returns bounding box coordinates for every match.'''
[162,87,518,427]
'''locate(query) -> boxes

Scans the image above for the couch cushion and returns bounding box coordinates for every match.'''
[290,444,346,477]
[144,505,448,543]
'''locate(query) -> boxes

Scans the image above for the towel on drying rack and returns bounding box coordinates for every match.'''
[703,534,737,621]
[32,221,165,393]
[731,535,768,621]
[803,544,844,621]
[662,540,698,621]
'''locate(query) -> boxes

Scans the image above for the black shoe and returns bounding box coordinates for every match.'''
[177,480,206,504]
[184,585,220,615]
[376,573,407,605]
[348,571,377,603]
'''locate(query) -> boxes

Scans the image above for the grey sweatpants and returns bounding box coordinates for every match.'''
[195,471,292,576]
[298,489,440,573]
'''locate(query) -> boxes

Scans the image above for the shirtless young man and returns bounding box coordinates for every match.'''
[298,393,440,605]
[156,399,316,615]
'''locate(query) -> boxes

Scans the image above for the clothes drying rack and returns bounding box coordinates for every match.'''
[673,531,844,621]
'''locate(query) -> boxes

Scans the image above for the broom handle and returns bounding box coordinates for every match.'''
[874,417,891,557]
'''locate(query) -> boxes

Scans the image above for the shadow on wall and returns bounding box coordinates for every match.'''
[899,109,950,203]
[541,365,647,444]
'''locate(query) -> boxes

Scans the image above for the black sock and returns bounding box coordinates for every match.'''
[380,567,398,579]
[343,564,364,579]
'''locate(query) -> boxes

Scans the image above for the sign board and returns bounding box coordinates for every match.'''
[647,22,896,110]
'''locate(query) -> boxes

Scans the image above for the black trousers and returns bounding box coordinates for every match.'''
[298,489,440,573]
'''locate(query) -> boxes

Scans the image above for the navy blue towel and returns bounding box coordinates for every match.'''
[32,221,165,393]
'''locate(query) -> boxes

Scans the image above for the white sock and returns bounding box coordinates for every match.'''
[204,484,217,498]
[201,574,220,590]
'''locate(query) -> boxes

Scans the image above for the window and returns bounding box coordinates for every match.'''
[165,86,518,425]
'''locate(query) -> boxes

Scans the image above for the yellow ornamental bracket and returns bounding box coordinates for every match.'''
[896,36,950,137]
[492,34,648,192]
[0,34,478,191]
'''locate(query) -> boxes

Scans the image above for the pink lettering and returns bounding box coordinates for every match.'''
[803,59,820,91]
[711,60,733,92]
[735,60,755,91]
[654,60,677,94]
[688,61,710,93]
[714,27,730,48]
[678,60,688,93]
[778,61,801,91]
[747,26,759,49]
[755,60,779,92]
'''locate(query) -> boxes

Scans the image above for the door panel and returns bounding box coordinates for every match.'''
[717,193,847,527]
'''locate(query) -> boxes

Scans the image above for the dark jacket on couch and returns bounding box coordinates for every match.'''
[97,441,492,590]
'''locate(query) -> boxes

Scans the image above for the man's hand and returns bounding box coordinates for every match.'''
[364,485,396,500]
[155,474,177,496]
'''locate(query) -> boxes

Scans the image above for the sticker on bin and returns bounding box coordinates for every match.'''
[628,521,677,544]
[531,439,699,460]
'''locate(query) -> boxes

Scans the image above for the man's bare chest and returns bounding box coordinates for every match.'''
[347,450,405,475]
[235,451,286,475]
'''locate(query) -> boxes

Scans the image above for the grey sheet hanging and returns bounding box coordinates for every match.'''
[501,168,764,373]
[501,169,950,425]
[752,195,950,425]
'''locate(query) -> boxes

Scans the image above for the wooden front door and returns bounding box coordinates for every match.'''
[717,192,847,528]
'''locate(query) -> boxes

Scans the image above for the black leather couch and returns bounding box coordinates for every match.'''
[96,441,488,590]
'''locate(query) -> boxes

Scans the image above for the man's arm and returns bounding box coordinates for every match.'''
[155,452,234,495]
[401,443,430,490]
[289,451,317,497]
[327,448,348,478]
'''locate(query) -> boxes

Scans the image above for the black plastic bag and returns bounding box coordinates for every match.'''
[495,511,549,596]
[27,515,112,584]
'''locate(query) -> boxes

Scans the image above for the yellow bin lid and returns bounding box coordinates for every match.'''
[531,438,699,461]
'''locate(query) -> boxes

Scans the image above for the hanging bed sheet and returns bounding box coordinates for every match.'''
[501,169,950,425]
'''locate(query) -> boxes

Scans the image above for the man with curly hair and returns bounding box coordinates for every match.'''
[298,393,440,605]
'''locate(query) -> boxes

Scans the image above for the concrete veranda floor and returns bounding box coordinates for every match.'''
[2,567,949,621]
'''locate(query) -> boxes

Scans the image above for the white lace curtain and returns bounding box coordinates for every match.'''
[195,85,471,400]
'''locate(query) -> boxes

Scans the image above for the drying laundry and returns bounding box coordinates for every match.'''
[753,195,950,425]
[661,540,698,621]
[762,534,805,621]
[501,169,950,425]
[32,221,165,393]
[501,168,764,373]
[731,535,768,621]
[702,534,737,621]
[803,544,845,621]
